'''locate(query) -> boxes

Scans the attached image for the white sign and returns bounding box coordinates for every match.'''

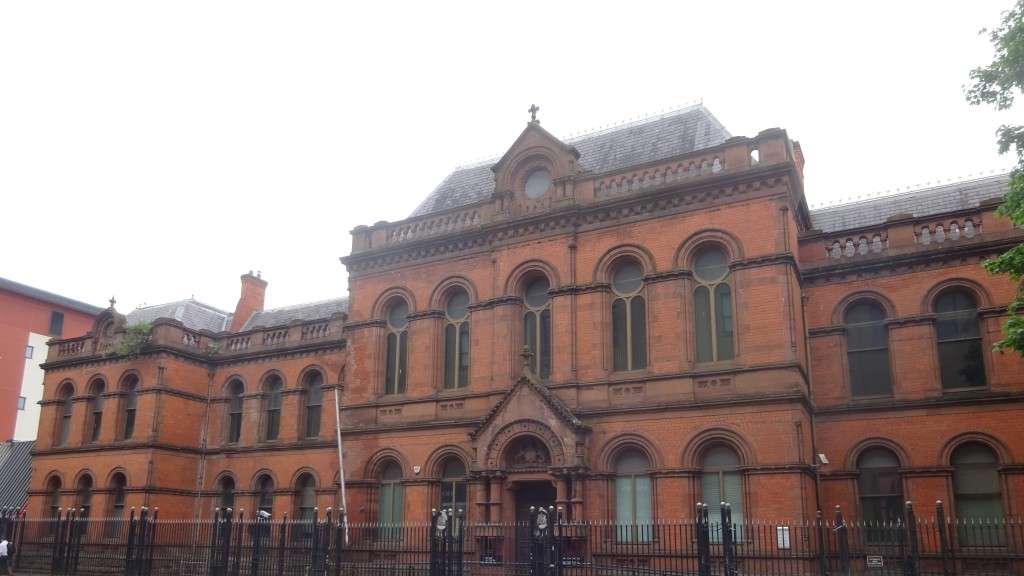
[866,555,884,568]
[776,526,791,549]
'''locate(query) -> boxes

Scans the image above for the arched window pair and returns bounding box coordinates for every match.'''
[383,290,472,393]
[842,289,986,397]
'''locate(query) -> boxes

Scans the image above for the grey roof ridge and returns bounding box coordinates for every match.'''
[132,298,231,316]
[257,296,348,314]
[0,276,104,316]
[809,172,1009,215]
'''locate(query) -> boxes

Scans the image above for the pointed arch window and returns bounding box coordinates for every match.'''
[845,301,892,397]
[384,300,409,395]
[86,379,105,443]
[523,276,552,379]
[56,383,74,447]
[443,288,471,389]
[614,449,652,542]
[261,375,283,441]
[693,246,734,362]
[121,375,138,440]
[857,448,902,531]
[302,371,324,439]
[611,259,647,371]
[935,290,987,389]
[107,473,127,536]
[700,445,744,538]
[226,379,244,444]
[256,475,275,518]
[378,461,404,533]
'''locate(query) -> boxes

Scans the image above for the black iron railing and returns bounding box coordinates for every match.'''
[1,500,1022,576]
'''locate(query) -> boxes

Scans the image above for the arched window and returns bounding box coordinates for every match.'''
[295,473,317,534]
[523,276,552,379]
[844,301,892,397]
[443,288,471,389]
[378,461,404,529]
[700,445,744,531]
[86,379,105,443]
[218,476,236,510]
[46,476,62,534]
[439,457,467,515]
[935,290,987,389]
[953,442,1004,545]
[121,375,138,440]
[614,449,652,542]
[226,379,244,444]
[857,448,902,524]
[107,473,127,536]
[693,246,734,362]
[55,382,74,447]
[76,474,94,520]
[256,475,275,518]
[261,375,283,441]
[611,259,647,371]
[384,299,409,395]
[302,371,324,439]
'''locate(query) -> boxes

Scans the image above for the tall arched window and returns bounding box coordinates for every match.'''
[46,476,62,534]
[857,448,902,525]
[953,443,1004,545]
[844,301,892,397]
[611,259,647,371]
[935,290,987,389]
[614,449,652,542]
[256,475,275,517]
[261,375,283,441]
[226,379,244,444]
[384,299,409,395]
[121,375,138,440]
[302,371,324,439]
[56,382,74,447]
[295,473,317,535]
[439,457,467,514]
[107,473,127,536]
[700,445,744,531]
[76,474,93,520]
[523,276,552,379]
[443,288,471,389]
[218,476,236,510]
[378,461,404,529]
[86,379,105,443]
[693,246,734,362]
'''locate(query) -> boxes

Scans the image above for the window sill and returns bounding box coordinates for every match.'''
[942,386,989,395]
[849,394,894,402]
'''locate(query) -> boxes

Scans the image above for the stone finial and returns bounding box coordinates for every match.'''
[109,296,117,309]
[528,104,540,123]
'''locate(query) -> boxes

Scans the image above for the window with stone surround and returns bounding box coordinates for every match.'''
[261,374,283,441]
[611,259,647,371]
[378,461,404,537]
[121,374,139,440]
[844,300,892,397]
[935,289,987,390]
[55,382,74,447]
[384,299,409,395]
[953,442,1005,545]
[226,379,244,444]
[86,378,105,443]
[523,276,552,379]
[693,245,734,363]
[700,445,744,539]
[302,370,324,439]
[614,448,652,542]
[857,447,902,540]
[256,475,275,518]
[443,288,471,389]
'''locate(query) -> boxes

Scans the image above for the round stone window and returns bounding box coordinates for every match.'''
[524,168,552,198]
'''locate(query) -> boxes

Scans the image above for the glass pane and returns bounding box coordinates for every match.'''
[539,309,551,379]
[266,410,279,440]
[444,324,456,389]
[458,323,470,387]
[393,485,404,524]
[858,448,900,469]
[612,298,628,371]
[612,261,643,294]
[845,301,886,325]
[939,339,986,388]
[615,449,650,474]
[442,458,466,479]
[936,289,977,314]
[124,409,136,440]
[615,477,634,525]
[952,443,999,465]
[694,286,713,362]
[306,406,321,438]
[446,289,469,320]
[387,300,409,329]
[306,374,324,404]
[846,321,888,352]
[630,297,647,369]
[229,414,240,443]
[525,277,551,308]
[723,471,744,524]
[849,349,892,396]
[954,465,1001,494]
[524,312,537,363]
[693,247,728,283]
[635,476,653,524]
[385,333,397,394]
[714,284,734,360]
[525,168,552,198]
[379,484,393,524]
[701,473,723,519]
[703,445,740,468]
[398,332,408,393]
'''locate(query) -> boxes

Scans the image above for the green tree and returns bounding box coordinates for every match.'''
[967,0,1024,354]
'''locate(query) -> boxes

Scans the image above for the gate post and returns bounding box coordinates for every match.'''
[721,503,736,576]
[429,509,440,576]
[250,509,266,576]
[229,509,244,576]
[904,501,920,576]
[935,500,956,576]
[276,512,288,576]
[124,508,137,576]
[455,508,465,576]
[816,510,828,576]
[834,506,850,576]
[696,503,710,576]
[144,508,158,576]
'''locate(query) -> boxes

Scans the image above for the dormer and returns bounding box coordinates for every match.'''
[491,114,583,217]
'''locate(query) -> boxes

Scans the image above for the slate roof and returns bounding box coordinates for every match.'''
[809,174,1010,234]
[127,299,233,332]
[411,105,731,217]
[0,440,34,510]
[0,277,103,316]
[241,298,348,330]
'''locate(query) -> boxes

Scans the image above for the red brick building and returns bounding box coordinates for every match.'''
[27,106,1024,529]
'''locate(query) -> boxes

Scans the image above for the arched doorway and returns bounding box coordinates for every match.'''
[502,435,557,562]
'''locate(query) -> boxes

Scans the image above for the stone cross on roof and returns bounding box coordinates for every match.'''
[528,104,539,123]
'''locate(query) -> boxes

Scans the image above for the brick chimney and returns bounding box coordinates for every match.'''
[230,271,267,332]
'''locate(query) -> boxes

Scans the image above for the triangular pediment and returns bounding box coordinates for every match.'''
[491,121,580,176]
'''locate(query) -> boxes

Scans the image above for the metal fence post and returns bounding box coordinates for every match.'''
[456,508,466,576]
[229,509,244,576]
[123,508,137,576]
[834,505,850,576]
[721,503,736,576]
[696,503,710,576]
[904,501,920,576]
[816,510,828,576]
[144,508,158,576]
[333,510,344,576]
[275,512,287,576]
[935,500,955,576]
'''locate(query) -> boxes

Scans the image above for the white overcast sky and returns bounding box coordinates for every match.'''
[0,1,1018,314]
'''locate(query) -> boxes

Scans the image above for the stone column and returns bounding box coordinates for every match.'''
[490,474,504,523]
[554,472,570,518]
[571,473,585,520]
[476,475,491,522]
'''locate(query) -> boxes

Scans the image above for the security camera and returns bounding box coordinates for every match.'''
[817,453,829,465]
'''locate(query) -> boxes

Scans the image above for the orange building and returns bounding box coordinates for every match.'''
[27,106,1024,529]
